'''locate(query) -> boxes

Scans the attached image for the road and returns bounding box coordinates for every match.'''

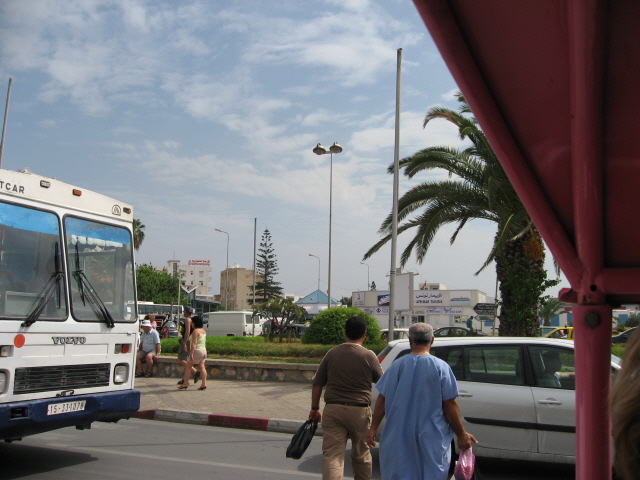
[3,419,574,479]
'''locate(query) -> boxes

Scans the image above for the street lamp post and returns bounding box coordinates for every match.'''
[309,253,320,292]
[215,228,229,310]
[313,141,343,309]
[360,261,370,290]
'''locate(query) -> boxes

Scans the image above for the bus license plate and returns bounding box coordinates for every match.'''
[47,400,86,416]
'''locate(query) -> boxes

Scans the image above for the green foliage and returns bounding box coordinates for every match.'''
[159,335,385,362]
[136,264,186,305]
[302,307,382,346]
[498,253,559,336]
[252,297,308,343]
[133,218,145,251]
[624,315,640,328]
[538,297,565,327]
[252,228,283,302]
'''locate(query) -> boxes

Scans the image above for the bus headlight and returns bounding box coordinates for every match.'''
[114,364,129,384]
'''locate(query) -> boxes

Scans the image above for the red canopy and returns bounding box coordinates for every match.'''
[412,1,636,477]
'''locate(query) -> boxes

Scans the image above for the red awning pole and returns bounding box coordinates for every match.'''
[572,304,613,480]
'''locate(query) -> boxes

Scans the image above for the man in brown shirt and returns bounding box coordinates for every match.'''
[309,315,382,480]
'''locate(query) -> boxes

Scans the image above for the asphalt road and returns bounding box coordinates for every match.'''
[3,419,575,480]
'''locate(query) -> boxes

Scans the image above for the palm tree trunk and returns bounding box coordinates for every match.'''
[496,227,546,336]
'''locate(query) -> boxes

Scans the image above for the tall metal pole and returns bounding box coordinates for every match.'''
[360,261,370,290]
[252,218,257,334]
[252,218,257,307]
[313,142,342,309]
[389,48,402,335]
[0,78,12,168]
[328,151,333,310]
[215,228,229,310]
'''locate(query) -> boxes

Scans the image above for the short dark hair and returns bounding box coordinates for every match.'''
[192,315,204,329]
[345,316,368,340]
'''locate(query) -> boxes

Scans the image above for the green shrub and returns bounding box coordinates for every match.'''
[302,307,382,346]
[160,328,386,361]
[624,315,640,328]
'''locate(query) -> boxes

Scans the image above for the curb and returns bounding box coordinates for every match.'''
[133,409,323,436]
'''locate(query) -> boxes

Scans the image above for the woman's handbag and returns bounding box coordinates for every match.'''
[286,420,318,459]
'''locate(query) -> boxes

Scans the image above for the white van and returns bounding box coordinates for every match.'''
[203,311,263,336]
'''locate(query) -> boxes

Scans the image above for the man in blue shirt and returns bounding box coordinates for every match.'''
[136,319,161,377]
[366,323,476,480]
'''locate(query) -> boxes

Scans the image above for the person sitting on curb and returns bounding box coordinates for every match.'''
[136,319,161,377]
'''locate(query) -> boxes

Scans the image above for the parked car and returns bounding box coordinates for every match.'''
[261,320,308,338]
[373,336,621,464]
[612,327,637,343]
[433,326,486,337]
[381,328,410,341]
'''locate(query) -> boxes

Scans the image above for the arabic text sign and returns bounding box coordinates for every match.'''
[414,291,444,305]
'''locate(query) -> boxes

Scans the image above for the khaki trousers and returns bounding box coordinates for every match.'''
[321,403,372,480]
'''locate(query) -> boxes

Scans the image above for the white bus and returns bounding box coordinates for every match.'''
[137,302,183,321]
[0,168,140,441]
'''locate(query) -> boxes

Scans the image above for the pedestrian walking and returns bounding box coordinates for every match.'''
[177,306,198,385]
[366,322,477,480]
[178,315,207,390]
[309,315,382,480]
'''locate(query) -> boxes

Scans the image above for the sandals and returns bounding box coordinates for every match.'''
[178,384,188,390]
[198,386,207,391]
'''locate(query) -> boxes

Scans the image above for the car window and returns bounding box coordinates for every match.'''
[434,328,447,337]
[529,345,576,390]
[465,345,524,386]
[431,346,465,380]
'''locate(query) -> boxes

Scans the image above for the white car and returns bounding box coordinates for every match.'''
[373,336,621,464]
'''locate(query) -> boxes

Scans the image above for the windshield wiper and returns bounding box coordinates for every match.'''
[73,243,115,328]
[22,243,64,327]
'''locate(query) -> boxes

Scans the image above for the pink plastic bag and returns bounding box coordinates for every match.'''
[453,448,475,480]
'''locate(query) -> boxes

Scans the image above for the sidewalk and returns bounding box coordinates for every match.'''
[132,375,321,434]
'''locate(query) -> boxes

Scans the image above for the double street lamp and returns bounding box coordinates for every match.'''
[215,228,229,310]
[313,141,343,309]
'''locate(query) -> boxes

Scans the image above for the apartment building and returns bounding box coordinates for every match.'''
[219,265,264,310]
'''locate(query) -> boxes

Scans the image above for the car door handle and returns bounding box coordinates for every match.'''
[458,391,473,398]
[538,399,563,405]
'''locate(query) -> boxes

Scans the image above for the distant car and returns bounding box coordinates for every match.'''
[433,326,486,337]
[373,336,621,465]
[261,320,308,338]
[541,327,574,340]
[612,327,637,343]
[381,328,410,341]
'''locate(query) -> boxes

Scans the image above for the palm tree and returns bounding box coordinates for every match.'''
[133,218,145,251]
[539,297,565,327]
[364,93,556,336]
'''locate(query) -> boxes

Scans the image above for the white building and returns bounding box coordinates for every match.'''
[352,274,497,334]
[164,259,213,296]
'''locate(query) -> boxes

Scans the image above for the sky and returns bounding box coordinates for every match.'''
[0,0,568,301]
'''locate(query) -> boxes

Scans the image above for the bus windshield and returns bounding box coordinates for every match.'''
[0,203,67,321]
[66,216,136,323]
